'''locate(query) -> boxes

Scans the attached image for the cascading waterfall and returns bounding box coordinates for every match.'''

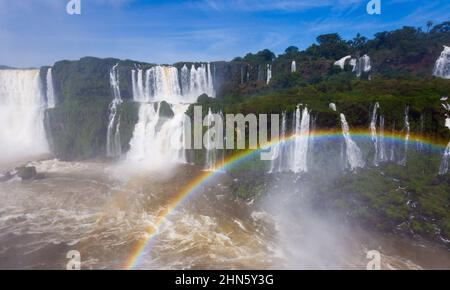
[266,64,272,85]
[370,103,380,165]
[106,64,123,158]
[291,61,297,73]
[269,108,311,174]
[439,103,450,175]
[340,113,365,171]
[370,103,387,165]
[291,106,311,173]
[0,70,49,164]
[433,46,450,79]
[334,55,351,70]
[388,122,396,162]
[269,112,287,173]
[204,108,217,172]
[181,65,190,95]
[46,68,56,109]
[131,69,146,102]
[440,142,450,175]
[378,116,387,162]
[354,55,371,78]
[204,109,224,172]
[128,63,215,169]
[132,64,214,103]
[400,106,410,166]
[127,103,189,168]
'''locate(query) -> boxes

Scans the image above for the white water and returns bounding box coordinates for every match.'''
[334,55,351,70]
[433,46,450,79]
[354,55,371,78]
[127,63,215,171]
[266,64,272,85]
[440,143,450,175]
[340,113,365,171]
[370,103,387,165]
[370,102,380,166]
[132,64,214,103]
[400,106,410,166]
[205,108,217,171]
[0,70,49,165]
[269,112,287,173]
[439,106,450,174]
[291,61,297,73]
[349,59,357,71]
[204,108,224,172]
[106,64,123,158]
[378,116,387,162]
[329,103,337,112]
[46,68,56,109]
[291,107,311,173]
[127,103,189,170]
[269,108,311,173]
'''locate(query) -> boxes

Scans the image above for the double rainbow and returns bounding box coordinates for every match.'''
[124,129,448,270]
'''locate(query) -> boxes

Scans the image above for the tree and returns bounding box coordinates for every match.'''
[349,33,368,52]
[430,21,450,33]
[285,46,299,54]
[314,33,350,59]
[243,49,276,63]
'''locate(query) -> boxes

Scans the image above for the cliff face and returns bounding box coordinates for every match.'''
[39,22,450,161]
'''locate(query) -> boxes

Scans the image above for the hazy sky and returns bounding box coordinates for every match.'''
[0,0,448,67]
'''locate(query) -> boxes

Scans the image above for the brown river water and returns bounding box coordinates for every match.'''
[0,159,449,270]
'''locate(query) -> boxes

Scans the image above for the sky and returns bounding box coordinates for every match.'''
[0,0,448,67]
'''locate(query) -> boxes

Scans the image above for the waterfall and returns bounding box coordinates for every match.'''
[400,106,410,166]
[127,103,188,169]
[370,103,380,165]
[291,61,297,73]
[269,112,287,173]
[132,64,214,103]
[266,64,272,85]
[0,70,49,164]
[106,64,123,158]
[388,122,396,162]
[334,55,351,70]
[340,113,365,171]
[204,108,217,171]
[291,106,310,173]
[269,108,310,174]
[349,59,357,71]
[369,103,387,165]
[439,143,450,175]
[378,116,387,162]
[433,46,450,79]
[329,103,337,112]
[131,69,146,102]
[354,55,371,78]
[128,63,215,170]
[190,64,215,100]
[181,65,190,96]
[46,68,56,108]
[439,112,450,175]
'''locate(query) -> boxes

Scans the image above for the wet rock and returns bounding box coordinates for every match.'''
[0,172,13,182]
[16,166,38,180]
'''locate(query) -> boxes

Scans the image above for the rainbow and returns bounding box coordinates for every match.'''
[123,129,448,270]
